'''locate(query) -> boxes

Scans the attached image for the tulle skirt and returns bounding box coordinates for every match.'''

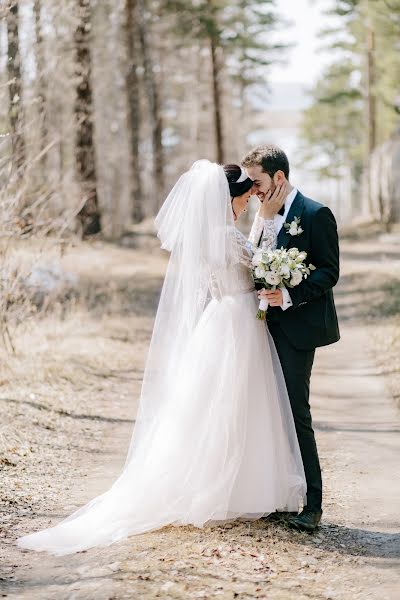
[17,290,306,556]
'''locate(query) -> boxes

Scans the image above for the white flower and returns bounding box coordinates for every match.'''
[296,251,307,262]
[280,264,291,278]
[252,245,316,319]
[265,271,281,286]
[290,271,303,286]
[284,216,303,236]
[252,251,263,267]
[263,251,274,263]
[255,265,266,279]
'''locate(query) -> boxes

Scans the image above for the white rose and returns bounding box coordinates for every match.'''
[290,271,303,286]
[252,252,263,267]
[263,251,274,262]
[289,225,298,236]
[255,266,266,279]
[280,264,290,278]
[296,251,307,262]
[265,271,281,286]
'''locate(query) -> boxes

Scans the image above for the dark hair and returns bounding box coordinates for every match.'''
[241,145,290,179]
[223,164,253,197]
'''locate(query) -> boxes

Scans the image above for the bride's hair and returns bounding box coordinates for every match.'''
[223,164,253,198]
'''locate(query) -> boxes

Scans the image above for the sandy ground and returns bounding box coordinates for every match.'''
[1,231,399,600]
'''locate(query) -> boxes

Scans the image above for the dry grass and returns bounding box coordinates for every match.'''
[0,237,166,533]
[337,232,400,406]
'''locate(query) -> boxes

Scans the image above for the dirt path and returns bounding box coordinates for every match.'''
[2,237,400,600]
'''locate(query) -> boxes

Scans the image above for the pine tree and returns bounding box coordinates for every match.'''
[138,0,164,210]
[33,0,48,173]
[74,0,101,236]
[124,0,144,222]
[162,0,284,164]
[299,0,400,218]
[6,1,25,173]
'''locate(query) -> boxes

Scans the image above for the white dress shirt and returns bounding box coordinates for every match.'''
[263,187,298,311]
[271,187,298,236]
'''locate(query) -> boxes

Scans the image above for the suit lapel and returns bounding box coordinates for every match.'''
[276,191,305,249]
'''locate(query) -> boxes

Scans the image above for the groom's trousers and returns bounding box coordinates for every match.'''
[268,322,323,512]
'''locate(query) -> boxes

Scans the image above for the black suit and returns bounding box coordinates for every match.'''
[262,190,340,511]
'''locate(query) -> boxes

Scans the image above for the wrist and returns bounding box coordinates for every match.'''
[260,209,275,220]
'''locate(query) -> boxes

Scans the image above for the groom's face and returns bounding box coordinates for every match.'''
[245,165,276,202]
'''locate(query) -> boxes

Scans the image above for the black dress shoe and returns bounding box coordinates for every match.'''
[288,509,322,532]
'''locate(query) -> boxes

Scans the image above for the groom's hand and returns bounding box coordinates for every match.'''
[258,182,288,220]
[258,289,283,307]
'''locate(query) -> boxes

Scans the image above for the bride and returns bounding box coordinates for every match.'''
[17,160,306,556]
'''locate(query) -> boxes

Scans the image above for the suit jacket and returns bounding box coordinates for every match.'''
[250,190,340,351]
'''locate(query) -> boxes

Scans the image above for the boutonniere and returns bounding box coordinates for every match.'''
[284,216,303,236]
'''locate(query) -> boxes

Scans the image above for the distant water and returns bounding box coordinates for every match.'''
[251,82,312,112]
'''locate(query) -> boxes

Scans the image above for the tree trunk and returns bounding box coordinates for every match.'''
[33,0,48,172]
[205,0,224,164]
[366,20,378,217]
[124,0,143,223]
[137,0,164,211]
[6,1,25,173]
[74,0,101,236]
[366,25,377,155]
[209,35,224,164]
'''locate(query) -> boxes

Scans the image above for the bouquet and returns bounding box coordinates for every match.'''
[251,247,315,320]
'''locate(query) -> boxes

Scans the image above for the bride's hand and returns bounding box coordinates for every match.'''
[258,182,288,219]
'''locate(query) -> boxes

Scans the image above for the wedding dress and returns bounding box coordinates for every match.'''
[17,161,306,556]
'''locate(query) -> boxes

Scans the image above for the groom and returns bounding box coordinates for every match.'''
[242,145,340,532]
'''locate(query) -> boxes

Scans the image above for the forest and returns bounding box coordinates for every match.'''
[1,0,290,238]
[1,1,399,238]
[300,0,400,225]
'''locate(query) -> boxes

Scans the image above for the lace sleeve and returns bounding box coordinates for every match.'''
[234,229,254,268]
[261,219,277,250]
[248,213,264,247]
[248,214,277,250]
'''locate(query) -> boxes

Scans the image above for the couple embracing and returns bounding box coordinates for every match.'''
[18,144,340,556]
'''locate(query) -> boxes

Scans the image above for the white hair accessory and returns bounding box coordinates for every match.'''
[236,168,248,183]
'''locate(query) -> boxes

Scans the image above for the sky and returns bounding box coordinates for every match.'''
[268,0,334,87]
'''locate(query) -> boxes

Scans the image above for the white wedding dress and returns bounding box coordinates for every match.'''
[17,161,306,556]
